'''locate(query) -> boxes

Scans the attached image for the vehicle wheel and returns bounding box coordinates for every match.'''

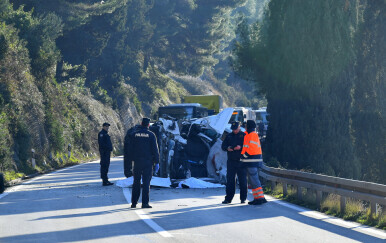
[0,173,4,194]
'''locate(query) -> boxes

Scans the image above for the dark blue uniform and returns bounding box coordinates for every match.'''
[221,130,247,202]
[123,125,142,178]
[128,126,159,205]
[98,129,113,182]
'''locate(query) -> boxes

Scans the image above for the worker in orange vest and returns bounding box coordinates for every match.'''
[241,120,267,205]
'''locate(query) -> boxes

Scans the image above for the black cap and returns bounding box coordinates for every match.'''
[102,122,111,127]
[246,120,256,129]
[141,117,150,126]
[230,121,240,130]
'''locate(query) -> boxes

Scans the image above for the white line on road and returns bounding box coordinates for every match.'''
[122,187,173,238]
[265,195,386,239]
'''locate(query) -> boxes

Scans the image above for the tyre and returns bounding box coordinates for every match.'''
[0,173,4,194]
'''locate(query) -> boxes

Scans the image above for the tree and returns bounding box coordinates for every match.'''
[352,0,386,183]
[235,0,361,179]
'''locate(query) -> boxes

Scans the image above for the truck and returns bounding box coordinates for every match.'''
[158,103,208,120]
[229,107,256,124]
[254,107,269,139]
[184,95,222,115]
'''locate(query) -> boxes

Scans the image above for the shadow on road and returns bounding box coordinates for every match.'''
[0,158,383,243]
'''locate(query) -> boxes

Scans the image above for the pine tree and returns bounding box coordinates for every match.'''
[235,0,361,178]
[352,0,386,183]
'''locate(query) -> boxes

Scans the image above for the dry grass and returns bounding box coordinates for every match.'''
[264,183,385,230]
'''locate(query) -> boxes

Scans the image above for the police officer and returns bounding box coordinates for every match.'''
[129,118,160,209]
[98,122,114,186]
[221,122,247,204]
[123,124,142,178]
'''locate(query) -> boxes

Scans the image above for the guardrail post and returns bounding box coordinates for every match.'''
[297,186,302,200]
[371,202,378,215]
[283,183,288,196]
[316,190,322,208]
[340,196,346,214]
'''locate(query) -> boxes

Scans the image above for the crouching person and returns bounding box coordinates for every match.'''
[241,120,267,205]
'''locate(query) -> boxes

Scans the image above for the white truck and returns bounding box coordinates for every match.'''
[229,107,256,124]
[254,107,269,139]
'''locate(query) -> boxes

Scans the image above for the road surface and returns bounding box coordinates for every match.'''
[0,157,385,243]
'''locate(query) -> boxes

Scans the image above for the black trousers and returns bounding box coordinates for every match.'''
[225,160,247,202]
[100,150,111,181]
[132,162,153,205]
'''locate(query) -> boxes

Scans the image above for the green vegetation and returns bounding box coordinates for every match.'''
[266,182,386,230]
[234,0,385,184]
[1,0,265,179]
[3,171,24,182]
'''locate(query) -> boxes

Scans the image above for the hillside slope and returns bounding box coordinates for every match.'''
[0,0,264,177]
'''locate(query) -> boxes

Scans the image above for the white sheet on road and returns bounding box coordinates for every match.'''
[116,176,224,189]
[116,177,172,188]
[178,177,225,189]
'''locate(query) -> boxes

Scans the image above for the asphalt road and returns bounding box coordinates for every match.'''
[0,157,385,243]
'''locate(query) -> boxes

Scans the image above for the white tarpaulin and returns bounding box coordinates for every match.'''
[115,177,172,188]
[194,108,234,135]
[178,177,225,188]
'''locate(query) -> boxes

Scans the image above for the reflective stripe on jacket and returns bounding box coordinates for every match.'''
[241,131,262,163]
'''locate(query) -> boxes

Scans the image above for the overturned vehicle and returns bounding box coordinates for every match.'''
[124,108,235,183]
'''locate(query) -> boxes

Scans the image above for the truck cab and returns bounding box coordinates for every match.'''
[229,107,256,124]
[254,107,269,137]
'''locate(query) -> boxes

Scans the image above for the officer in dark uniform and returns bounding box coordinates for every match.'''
[98,122,114,186]
[129,118,160,209]
[123,124,142,178]
[221,121,247,204]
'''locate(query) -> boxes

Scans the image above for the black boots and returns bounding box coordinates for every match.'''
[131,204,152,208]
[248,198,267,205]
[222,200,231,204]
[102,180,114,186]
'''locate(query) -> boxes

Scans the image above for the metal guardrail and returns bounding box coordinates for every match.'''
[259,164,386,215]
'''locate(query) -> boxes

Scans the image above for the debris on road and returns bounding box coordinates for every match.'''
[115,176,224,189]
[116,176,172,188]
[147,108,234,181]
[178,177,225,189]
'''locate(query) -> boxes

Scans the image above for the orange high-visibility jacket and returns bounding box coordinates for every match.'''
[241,131,262,162]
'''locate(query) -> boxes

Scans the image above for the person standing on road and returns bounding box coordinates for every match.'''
[221,122,247,204]
[123,124,142,178]
[129,118,160,209]
[98,122,114,186]
[241,120,267,205]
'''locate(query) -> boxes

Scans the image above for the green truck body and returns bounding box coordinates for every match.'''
[183,95,222,114]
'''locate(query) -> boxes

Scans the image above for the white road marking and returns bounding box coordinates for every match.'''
[265,195,386,239]
[122,187,173,238]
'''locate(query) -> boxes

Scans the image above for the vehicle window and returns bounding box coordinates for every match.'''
[256,112,263,121]
[229,111,243,123]
[159,107,194,120]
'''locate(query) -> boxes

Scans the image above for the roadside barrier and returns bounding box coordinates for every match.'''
[260,164,386,215]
